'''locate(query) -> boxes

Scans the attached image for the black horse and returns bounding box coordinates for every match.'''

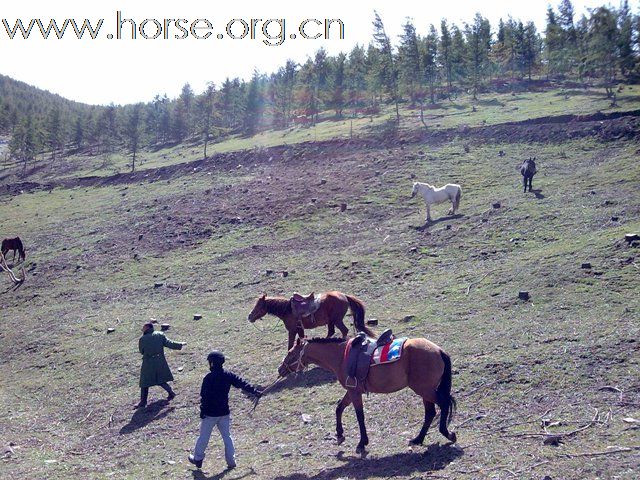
[1,237,26,262]
[519,157,537,193]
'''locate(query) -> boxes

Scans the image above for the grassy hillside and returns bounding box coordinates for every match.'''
[0,88,639,479]
[3,85,640,183]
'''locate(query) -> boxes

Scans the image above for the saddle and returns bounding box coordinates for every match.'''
[345,329,394,391]
[291,292,321,320]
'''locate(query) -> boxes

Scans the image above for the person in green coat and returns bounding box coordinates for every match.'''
[135,322,186,408]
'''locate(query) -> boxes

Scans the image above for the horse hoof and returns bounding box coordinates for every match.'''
[356,446,367,456]
[448,432,457,444]
[409,438,423,446]
[336,436,345,445]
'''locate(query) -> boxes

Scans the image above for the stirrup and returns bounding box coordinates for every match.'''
[345,376,358,389]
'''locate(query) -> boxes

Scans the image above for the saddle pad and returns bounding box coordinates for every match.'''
[371,338,407,365]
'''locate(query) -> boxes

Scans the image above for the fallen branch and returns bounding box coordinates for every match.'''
[0,252,25,285]
[465,269,496,295]
[558,446,637,458]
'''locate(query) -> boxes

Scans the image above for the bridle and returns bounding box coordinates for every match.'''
[283,341,308,374]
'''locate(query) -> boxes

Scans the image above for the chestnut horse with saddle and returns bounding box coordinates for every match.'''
[277,334,457,454]
[248,291,374,350]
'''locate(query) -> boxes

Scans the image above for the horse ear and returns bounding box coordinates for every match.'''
[261,293,266,300]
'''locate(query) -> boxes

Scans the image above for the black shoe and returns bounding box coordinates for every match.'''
[188,455,203,469]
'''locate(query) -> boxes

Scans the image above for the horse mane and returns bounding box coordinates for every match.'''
[306,337,349,344]
[264,297,292,316]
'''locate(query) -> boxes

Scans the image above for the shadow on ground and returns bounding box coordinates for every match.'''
[192,466,257,480]
[413,213,464,231]
[119,400,174,434]
[265,367,336,394]
[530,189,545,199]
[272,443,464,479]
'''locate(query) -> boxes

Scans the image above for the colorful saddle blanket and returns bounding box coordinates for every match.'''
[371,338,407,365]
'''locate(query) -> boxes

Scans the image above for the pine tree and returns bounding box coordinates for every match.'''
[545,7,565,78]
[423,25,439,104]
[73,116,84,151]
[198,82,217,159]
[243,70,263,135]
[47,107,63,160]
[345,45,368,112]
[124,103,143,172]
[398,19,422,106]
[617,0,634,78]
[328,53,346,117]
[586,6,619,96]
[372,11,400,121]
[439,20,454,96]
[465,13,492,99]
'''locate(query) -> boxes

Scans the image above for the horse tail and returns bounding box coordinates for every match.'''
[345,295,375,337]
[455,187,461,210]
[436,350,457,433]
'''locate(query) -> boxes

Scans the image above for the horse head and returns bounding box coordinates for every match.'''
[411,182,419,198]
[278,337,307,377]
[247,294,267,322]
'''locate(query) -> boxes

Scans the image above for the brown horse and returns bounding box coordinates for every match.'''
[248,292,374,350]
[277,336,457,454]
[1,237,25,262]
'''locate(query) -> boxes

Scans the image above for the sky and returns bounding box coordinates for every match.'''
[0,0,618,105]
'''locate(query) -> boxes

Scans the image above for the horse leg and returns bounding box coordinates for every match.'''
[287,330,296,350]
[425,204,432,223]
[529,176,533,191]
[410,399,436,445]
[335,318,349,338]
[523,176,527,192]
[350,392,369,454]
[327,321,335,338]
[335,391,352,444]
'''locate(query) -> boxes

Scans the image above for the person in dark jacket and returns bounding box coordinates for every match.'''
[135,322,186,408]
[188,350,261,470]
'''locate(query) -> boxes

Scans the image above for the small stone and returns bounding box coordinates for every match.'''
[320,179,327,185]
[282,271,289,278]
[492,202,501,209]
[193,314,203,320]
[402,315,415,322]
[581,263,592,269]
[518,291,530,301]
[177,367,184,372]
[138,234,143,240]
[154,282,164,288]
[106,328,115,334]
[301,414,312,424]
[265,269,274,275]
[611,216,619,221]
[340,203,347,212]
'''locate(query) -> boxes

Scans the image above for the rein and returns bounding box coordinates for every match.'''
[249,375,284,414]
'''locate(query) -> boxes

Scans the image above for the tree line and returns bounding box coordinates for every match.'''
[2,0,639,173]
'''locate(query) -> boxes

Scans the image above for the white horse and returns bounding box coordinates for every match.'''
[411,182,462,223]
